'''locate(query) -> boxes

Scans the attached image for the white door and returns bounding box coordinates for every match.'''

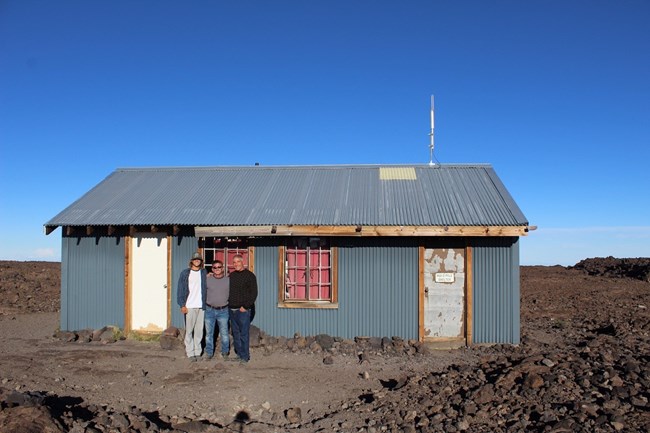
[423,248,465,340]
[131,233,168,332]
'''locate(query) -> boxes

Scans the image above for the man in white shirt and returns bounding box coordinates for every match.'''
[176,252,207,361]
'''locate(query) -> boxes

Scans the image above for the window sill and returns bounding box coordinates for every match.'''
[277,302,339,309]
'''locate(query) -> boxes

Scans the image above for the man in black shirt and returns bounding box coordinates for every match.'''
[228,254,258,363]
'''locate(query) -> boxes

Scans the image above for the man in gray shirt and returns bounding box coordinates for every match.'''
[203,259,230,360]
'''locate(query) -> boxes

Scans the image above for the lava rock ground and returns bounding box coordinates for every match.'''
[0,259,648,432]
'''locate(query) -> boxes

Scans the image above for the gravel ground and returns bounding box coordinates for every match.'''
[0,258,648,432]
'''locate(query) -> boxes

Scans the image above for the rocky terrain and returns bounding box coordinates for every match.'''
[0,260,60,314]
[0,257,648,432]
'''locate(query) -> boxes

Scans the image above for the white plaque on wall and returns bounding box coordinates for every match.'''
[435,272,455,283]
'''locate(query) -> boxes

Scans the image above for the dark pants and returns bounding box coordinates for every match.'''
[229,308,251,361]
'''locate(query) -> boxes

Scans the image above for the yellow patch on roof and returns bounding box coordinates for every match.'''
[379,167,417,180]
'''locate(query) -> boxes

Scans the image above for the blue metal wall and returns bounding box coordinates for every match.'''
[253,239,419,339]
[338,241,419,339]
[472,237,520,344]
[57,234,520,343]
[60,236,125,331]
[170,236,198,329]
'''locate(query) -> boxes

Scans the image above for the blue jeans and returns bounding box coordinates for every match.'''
[204,307,230,357]
[230,308,251,361]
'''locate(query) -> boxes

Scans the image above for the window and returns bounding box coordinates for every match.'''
[279,237,337,308]
[202,237,251,274]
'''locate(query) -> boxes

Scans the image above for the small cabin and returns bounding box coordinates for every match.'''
[45,164,530,345]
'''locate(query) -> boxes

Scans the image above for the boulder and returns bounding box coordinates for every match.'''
[159,334,183,351]
[315,334,335,350]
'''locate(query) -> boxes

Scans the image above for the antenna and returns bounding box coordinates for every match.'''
[428,95,435,166]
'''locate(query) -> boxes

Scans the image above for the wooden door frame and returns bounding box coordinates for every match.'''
[418,244,473,346]
[124,234,172,335]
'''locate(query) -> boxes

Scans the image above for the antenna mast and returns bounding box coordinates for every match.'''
[428,95,435,166]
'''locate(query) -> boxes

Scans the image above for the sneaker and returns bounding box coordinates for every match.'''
[203,354,214,362]
[238,358,249,364]
[221,353,229,360]
[189,356,198,362]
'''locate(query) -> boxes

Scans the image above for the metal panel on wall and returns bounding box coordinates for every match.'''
[339,242,419,339]
[471,237,520,344]
[170,236,199,329]
[60,236,125,331]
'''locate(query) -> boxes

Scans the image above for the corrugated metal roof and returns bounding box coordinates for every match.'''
[45,164,528,228]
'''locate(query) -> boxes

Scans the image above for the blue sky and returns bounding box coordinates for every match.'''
[1,1,648,266]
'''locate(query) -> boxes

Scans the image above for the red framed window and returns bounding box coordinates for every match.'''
[280,237,337,307]
[202,237,251,274]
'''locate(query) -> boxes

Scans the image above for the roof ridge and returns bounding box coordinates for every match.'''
[115,163,494,171]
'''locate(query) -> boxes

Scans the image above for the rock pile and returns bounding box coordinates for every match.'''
[58,321,428,360]
[53,326,123,344]
[159,325,428,359]
[258,332,426,359]
[302,323,649,432]
[572,256,650,282]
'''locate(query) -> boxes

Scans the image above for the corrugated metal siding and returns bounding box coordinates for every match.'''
[249,245,277,329]
[472,237,520,344]
[253,239,419,339]
[46,165,528,228]
[170,236,199,329]
[338,241,419,339]
[57,232,521,342]
[60,236,125,331]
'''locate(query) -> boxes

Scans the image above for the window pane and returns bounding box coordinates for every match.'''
[287,249,297,267]
[320,268,330,284]
[309,250,320,267]
[296,249,306,267]
[320,250,330,266]
[309,283,320,300]
[320,284,331,299]
[295,283,306,300]
[286,268,296,296]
